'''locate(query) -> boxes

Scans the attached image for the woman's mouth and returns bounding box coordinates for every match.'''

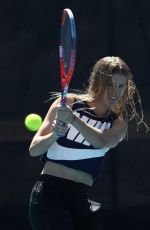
[111,96,118,101]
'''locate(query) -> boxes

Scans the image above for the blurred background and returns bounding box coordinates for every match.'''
[0,0,150,229]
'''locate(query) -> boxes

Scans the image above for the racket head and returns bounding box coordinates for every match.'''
[59,8,76,105]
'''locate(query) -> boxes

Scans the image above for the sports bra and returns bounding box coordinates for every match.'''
[41,100,118,178]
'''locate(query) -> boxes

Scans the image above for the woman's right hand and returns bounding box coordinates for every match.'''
[51,118,68,137]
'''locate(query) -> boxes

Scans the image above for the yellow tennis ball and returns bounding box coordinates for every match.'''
[25,114,42,131]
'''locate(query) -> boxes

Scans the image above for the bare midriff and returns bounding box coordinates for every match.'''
[41,161,93,186]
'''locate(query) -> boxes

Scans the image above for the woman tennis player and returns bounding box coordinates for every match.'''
[29,56,149,230]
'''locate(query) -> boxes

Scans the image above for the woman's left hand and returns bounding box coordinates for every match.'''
[56,104,75,124]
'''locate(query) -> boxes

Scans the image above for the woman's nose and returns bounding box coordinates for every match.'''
[111,86,119,97]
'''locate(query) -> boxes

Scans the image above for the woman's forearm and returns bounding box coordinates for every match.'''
[72,115,105,148]
[29,132,58,157]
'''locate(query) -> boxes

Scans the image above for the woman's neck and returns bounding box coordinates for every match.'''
[94,105,110,117]
[88,99,110,117]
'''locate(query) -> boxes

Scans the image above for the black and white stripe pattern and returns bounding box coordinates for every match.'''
[41,100,118,176]
[66,111,111,147]
[47,111,112,160]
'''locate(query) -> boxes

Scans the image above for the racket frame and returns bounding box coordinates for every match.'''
[59,8,76,105]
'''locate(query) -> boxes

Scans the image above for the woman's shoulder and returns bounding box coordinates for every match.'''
[112,115,127,131]
[108,110,128,129]
[49,94,87,110]
[66,94,76,108]
[66,94,87,108]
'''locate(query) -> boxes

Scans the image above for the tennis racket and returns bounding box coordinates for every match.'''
[59,8,76,106]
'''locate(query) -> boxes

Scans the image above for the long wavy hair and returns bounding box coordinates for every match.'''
[86,56,149,132]
[48,56,149,133]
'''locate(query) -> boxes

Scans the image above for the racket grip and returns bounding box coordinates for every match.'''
[60,102,66,127]
[61,99,66,106]
[61,85,68,106]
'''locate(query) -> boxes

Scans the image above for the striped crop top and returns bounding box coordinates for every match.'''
[41,100,118,178]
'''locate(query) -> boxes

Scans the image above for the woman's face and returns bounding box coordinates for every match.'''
[106,73,127,107]
[96,73,128,108]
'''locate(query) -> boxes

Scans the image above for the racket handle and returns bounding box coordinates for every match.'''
[61,97,67,128]
[61,99,66,106]
[61,85,68,106]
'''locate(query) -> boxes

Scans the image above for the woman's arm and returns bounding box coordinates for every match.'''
[57,105,127,149]
[29,98,68,157]
[73,115,127,148]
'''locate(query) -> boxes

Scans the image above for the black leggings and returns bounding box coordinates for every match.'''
[29,174,104,230]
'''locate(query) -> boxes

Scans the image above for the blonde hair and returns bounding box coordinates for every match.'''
[48,56,149,133]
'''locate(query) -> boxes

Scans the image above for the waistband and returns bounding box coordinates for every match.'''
[39,173,90,190]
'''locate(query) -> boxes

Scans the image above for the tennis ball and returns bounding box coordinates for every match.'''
[24,114,42,131]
